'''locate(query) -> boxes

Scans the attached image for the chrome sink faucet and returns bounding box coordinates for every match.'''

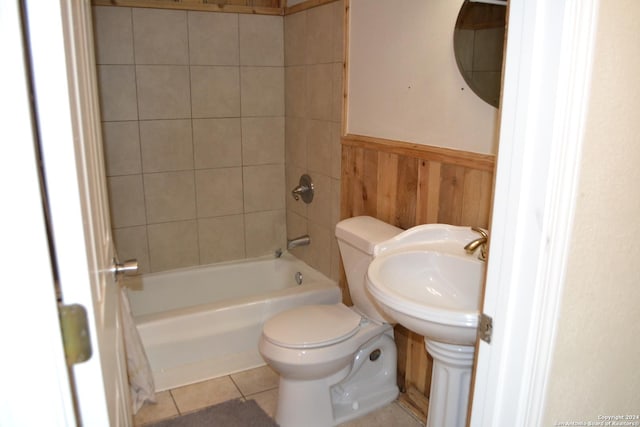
[464,227,488,261]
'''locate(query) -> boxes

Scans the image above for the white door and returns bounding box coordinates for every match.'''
[469,0,598,425]
[0,2,76,426]
[23,1,131,426]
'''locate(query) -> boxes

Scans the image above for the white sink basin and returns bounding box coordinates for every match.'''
[366,224,486,346]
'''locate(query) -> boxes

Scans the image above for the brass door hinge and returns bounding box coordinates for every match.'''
[479,313,493,344]
[59,304,92,365]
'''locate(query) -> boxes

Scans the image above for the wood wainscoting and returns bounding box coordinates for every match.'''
[340,134,495,422]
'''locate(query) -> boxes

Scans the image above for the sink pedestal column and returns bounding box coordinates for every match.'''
[424,340,475,427]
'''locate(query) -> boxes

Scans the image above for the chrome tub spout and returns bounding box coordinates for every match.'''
[287,235,311,250]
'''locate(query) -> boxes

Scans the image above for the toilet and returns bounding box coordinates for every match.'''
[259,216,403,427]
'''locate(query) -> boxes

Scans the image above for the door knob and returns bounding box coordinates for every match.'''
[113,258,138,279]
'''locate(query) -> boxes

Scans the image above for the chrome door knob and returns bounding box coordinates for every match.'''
[113,258,138,278]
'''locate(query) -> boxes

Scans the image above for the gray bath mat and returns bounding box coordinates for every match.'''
[147,399,279,427]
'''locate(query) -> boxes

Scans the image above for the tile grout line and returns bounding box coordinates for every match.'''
[227,374,248,401]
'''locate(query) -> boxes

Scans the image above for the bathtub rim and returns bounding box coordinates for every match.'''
[127,252,339,325]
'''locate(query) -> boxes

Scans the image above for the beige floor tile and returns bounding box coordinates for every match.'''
[231,365,279,396]
[170,376,242,414]
[133,391,179,426]
[339,401,424,427]
[246,388,279,419]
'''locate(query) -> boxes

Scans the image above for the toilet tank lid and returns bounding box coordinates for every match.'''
[335,216,403,255]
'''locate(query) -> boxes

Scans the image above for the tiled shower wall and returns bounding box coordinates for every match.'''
[284,2,344,281]
[93,7,286,273]
[93,2,343,278]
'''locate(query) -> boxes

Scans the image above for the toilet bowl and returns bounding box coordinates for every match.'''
[259,217,403,427]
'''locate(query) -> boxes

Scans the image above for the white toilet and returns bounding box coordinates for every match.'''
[259,216,403,427]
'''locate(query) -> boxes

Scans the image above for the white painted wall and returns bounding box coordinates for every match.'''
[542,0,640,422]
[347,0,499,154]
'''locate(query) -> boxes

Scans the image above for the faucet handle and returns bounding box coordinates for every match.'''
[471,226,488,238]
[291,174,314,204]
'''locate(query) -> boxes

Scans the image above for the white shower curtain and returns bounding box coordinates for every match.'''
[119,287,156,413]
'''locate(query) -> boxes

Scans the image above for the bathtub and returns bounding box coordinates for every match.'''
[127,253,341,392]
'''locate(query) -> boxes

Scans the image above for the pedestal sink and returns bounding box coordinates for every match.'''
[366,224,486,427]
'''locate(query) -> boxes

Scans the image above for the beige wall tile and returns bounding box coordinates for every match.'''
[307,64,332,120]
[140,119,193,172]
[241,117,284,165]
[307,119,332,176]
[93,3,345,275]
[243,164,285,212]
[331,0,345,63]
[306,173,331,227]
[286,210,308,238]
[306,4,333,65]
[239,15,283,66]
[113,226,150,274]
[144,171,196,223]
[330,121,342,179]
[241,67,284,117]
[245,210,286,257]
[193,118,242,169]
[107,175,146,227]
[93,6,134,65]
[195,168,244,217]
[285,66,307,118]
[331,62,343,123]
[286,210,308,259]
[147,220,199,272]
[191,66,241,118]
[307,221,331,277]
[285,117,307,168]
[132,8,188,64]
[330,236,340,281]
[97,65,138,121]
[284,11,307,66]
[102,121,141,176]
[136,65,191,120]
[331,177,341,227]
[188,12,239,66]
[198,215,245,264]
[330,178,342,281]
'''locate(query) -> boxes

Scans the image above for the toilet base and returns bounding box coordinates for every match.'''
[274,332,399,427]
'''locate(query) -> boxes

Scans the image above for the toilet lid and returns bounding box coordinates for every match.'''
[263,304,362,349]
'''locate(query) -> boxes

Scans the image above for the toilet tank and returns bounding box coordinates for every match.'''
[335,216,403,323]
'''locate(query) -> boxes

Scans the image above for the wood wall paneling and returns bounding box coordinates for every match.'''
[340,134,495,421]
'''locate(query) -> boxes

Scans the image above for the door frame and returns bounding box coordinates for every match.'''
[470,0,599,425]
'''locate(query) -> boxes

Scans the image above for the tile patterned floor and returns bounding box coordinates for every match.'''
[133,365,424,426]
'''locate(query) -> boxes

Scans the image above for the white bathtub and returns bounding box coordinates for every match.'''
[127,253,341,392]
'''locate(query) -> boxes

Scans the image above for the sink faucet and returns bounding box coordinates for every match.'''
[464,227,488,261]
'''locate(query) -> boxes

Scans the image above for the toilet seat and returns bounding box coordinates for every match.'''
[263,304,363,349]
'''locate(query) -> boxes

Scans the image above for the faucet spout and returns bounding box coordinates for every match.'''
[287,235,311,250]
[464,227,488,261]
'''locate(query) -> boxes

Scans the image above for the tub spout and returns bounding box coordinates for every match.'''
[287,235,311,250]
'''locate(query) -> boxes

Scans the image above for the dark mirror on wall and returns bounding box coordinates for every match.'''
[453,0,507,108]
